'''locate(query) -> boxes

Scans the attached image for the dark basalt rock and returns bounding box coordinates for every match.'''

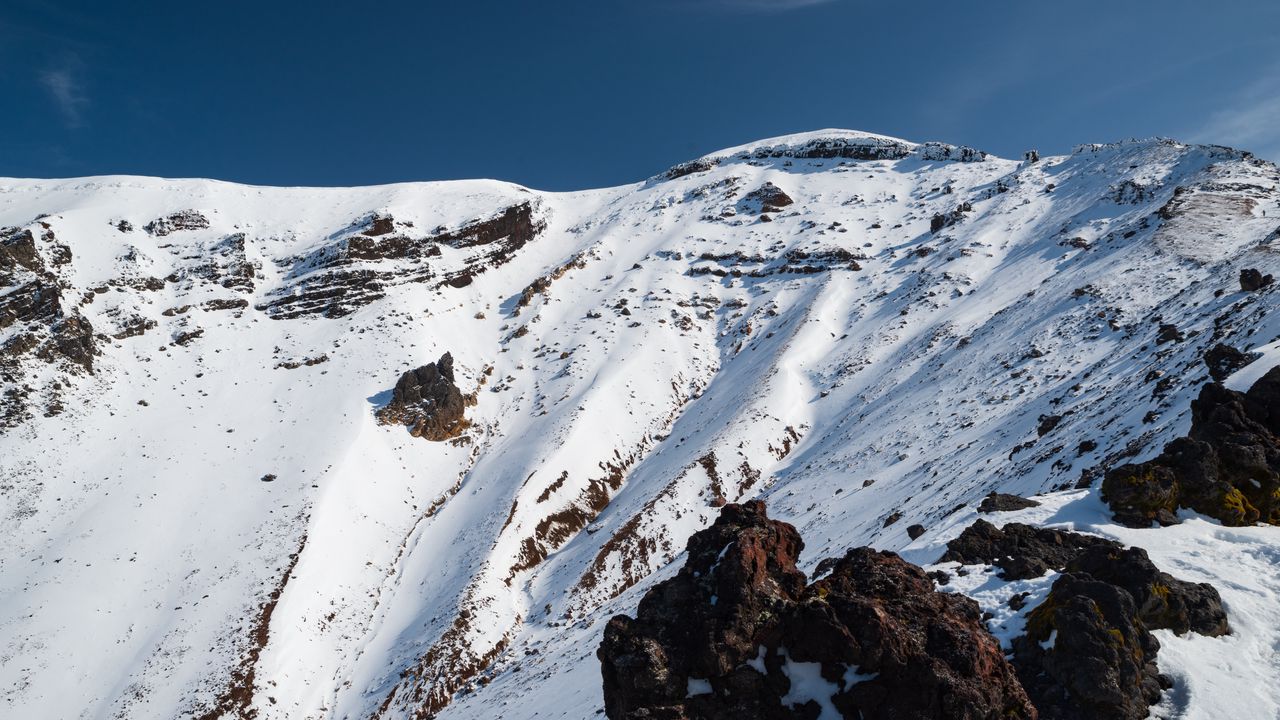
[742,182,795,214]
[1239,267,1274,292]
[1155,323,1183,345]
[599,501,1036,720]
[940,520,1119,580]
[1204,343,1255,382]
[1102,366,1280,526]
[376,352,473,441]
[978,492,1041,513]
[1063,545,1228,637]
[942,522,1228,719]
[1012,574,1168,720]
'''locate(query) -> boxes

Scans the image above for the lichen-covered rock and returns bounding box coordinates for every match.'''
[599,501,1036,720]
[1012,573,1168,720]
[376,352,473,440]
[1063,545,1228,637]
[1102,366,1280,526]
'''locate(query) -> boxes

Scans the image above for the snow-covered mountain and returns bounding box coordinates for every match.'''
[3,130,1279,719]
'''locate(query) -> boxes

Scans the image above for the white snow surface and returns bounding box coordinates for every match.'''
[0,131,1278,719]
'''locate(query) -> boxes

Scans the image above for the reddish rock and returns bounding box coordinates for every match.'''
[599,501,1036,720]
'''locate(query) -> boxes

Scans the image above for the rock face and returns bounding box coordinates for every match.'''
[376,352,472,441]
[598,501,1036,720]
[1102,366,1280,526]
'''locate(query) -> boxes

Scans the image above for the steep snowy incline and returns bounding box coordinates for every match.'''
[1,130,1278,719]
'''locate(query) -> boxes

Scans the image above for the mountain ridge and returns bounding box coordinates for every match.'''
[2,130,1279,719]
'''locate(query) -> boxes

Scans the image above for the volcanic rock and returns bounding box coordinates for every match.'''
[1204,343,1255,382]
[1102,366,1280,526]
[599,500,1036,720]
[940,520,1118,580]
[1012,573,1167,720]
[978,492,1041,513]
[1239,267,1274,292]
[742,182,794,214]
[376,352,473,441]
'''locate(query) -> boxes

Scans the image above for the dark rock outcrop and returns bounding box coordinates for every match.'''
[143,210,210,236]
[1012,573,1168,720]
[1204,343,1255,382]
[376,352,473,441]
[599,501,1036,720]
[978,492,1041,513]
[1102,366,1280,526]
[259,203,543,319]
[1063,545,1228,637]
[943,521,1228,720]
[742,182,794,215]
[940,520,1118,580]
[1239,267,1274,292]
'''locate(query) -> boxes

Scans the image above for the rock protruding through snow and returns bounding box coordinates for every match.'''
[377,352,473,441]
[598,500,1036,719]
[1103,366,1280,526]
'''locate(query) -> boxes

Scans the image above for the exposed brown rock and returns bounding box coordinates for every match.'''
[376,352,473,440]
[599,501,1036,720]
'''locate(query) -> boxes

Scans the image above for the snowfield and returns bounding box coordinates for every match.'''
[1,129,1279,719]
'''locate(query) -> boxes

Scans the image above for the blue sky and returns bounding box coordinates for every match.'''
[2,0,1278,190]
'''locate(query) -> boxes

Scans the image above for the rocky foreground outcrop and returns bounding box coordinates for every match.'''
[376,352,473,440]
[942,520,1228,720]
[600,500,1232,720]
[598,501,1036,719]
[1102,365,1280,526]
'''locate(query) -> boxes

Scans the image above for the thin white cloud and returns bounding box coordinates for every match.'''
[40,64,88,128]
[1191,69,1280,161]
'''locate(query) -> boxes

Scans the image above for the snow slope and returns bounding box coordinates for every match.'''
[1,130,1279,719]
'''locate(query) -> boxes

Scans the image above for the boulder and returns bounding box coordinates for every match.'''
[1239,268,1274,292]
[1012,574,1167,720]
[978,492,1041,513]
[939,520,1117,580]
[1204,343,1255,382]
[376,352,473,440]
